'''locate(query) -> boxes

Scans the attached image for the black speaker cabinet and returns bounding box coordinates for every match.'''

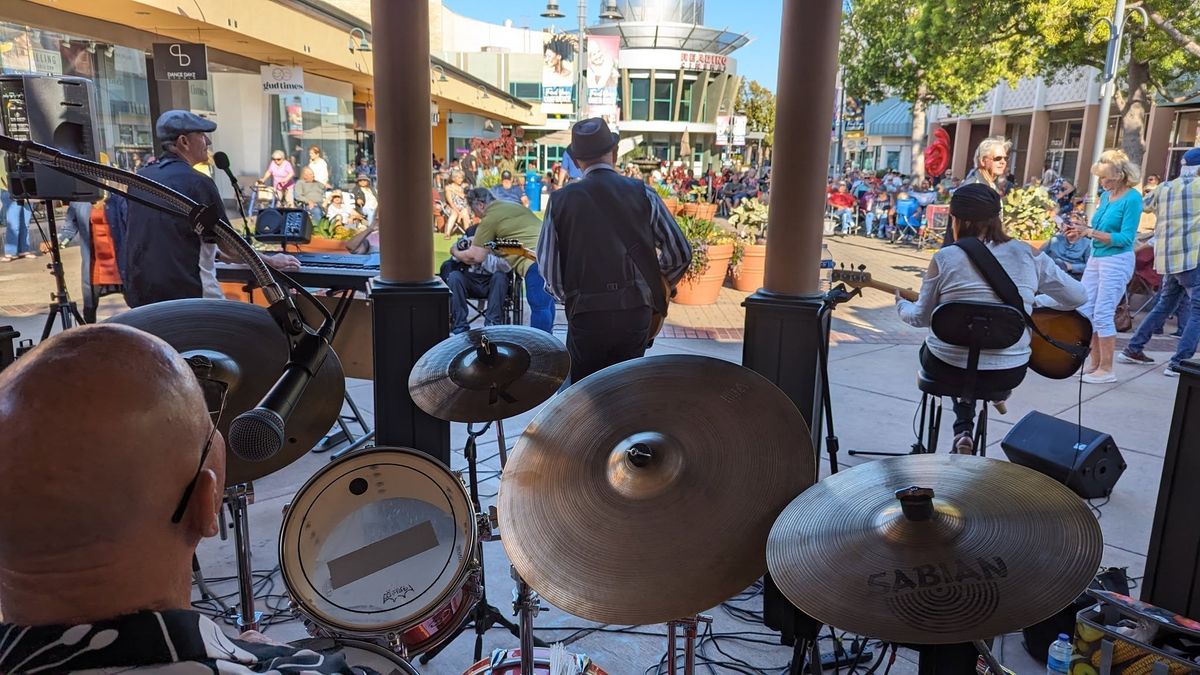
[254,208,312,244]
[1000,411,1126,499]
[0,74,101,202]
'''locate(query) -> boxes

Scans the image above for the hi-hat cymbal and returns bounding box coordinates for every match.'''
[408,326,569,423]
[499,354,816,625]
[767,454,1103,645]
[108,299,345,486]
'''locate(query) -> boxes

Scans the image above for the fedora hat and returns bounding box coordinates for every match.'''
[568,117,619,161]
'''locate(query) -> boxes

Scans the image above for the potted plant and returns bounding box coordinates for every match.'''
[295,217,356,252]
[1002,186,1057,243]
[672,215,735,305]
[728,197,770,292]
[655,182,681,215]
[680,184,717,220]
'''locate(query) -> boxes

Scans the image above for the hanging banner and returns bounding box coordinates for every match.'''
[732,115,748,146]
[843,95,865,138]
[541,33,576,105]
[715,115,731,147]
[586,34,619,119]
[261,65,304,94]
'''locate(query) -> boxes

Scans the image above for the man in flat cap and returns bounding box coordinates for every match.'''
[122,110,298,308]
[536,117,692,382]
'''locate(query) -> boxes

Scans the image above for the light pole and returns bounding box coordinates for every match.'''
[542,0,623,122]
[1084,0,1147,215]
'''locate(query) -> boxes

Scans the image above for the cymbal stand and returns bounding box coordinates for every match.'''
[666,615,712,675]
[513,568,546,674]
[225,483,261,632]
[973,640,1006,675]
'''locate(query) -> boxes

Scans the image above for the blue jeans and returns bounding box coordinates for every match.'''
[865,211,889,237]
[1128,268,1200,367]
[833,207,854,232]
[4,199,33,256]
[61,202,94,319]
[524,262,555,334]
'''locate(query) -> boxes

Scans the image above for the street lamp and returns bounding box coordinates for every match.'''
[1084,0,1147,215]
[348,27,371,53]
[541,0,624,121]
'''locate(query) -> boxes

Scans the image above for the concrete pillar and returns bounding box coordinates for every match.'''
[759,0,840,296]
[1024,110,1051,186]
[950,118,973,179]
[368,0,450,464]
[1076,103,1102,188]
[988,115,1007,137]
[1142,104,1175,179]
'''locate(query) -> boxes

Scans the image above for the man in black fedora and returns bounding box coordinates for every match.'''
[536,117,692,382]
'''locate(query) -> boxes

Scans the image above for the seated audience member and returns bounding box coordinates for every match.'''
[1041,217,1092,280]
[0,325,358,673]
[896,184,1086,455]
[490,170,529,207]
[827,182,857,234]
[324,190,364,227]
[294,167,326,223]
[351,174,378,225]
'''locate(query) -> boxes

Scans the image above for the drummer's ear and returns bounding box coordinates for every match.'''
[191,434,225,539]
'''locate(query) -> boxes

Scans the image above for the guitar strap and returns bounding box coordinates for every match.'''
[954,238,1088,359]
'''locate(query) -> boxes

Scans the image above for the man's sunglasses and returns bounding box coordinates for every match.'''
[170,384,226,524]
[990,155,1008,162]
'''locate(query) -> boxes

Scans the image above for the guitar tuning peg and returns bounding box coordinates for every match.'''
[857,264,866,272]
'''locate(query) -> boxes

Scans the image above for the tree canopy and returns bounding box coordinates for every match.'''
[738,79,776,147]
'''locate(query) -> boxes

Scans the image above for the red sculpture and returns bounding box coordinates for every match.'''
[924,126,951,178]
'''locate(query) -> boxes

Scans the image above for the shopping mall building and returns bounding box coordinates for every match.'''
[927,68,1199,187]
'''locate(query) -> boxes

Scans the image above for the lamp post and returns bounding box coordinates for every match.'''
[1084,0,1147,215]
[542,0,623,121]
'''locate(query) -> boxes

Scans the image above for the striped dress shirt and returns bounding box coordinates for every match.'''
[537,163,692,302]
[1144,174,1200,275]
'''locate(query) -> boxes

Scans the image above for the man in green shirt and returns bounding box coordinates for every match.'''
[450,188,555,332]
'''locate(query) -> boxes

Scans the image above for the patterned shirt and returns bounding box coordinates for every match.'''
[0,610,364,673]
[536,163,692,302]
[1144,174,1200,275]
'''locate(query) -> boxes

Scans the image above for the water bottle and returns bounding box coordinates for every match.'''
[819,243,834,292]
[1046,633,1071,674]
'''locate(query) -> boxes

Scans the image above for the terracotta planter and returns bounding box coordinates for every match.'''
[293,236,349,252]
[672,243,734,305]
[679,202,700,217]
[731,243,767,292]
[693,202,717,220]
[663,198,681,215]
[1019,237,1050,249]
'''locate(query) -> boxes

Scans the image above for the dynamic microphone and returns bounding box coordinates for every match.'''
[227,330,329,461]
[213,151,252,239]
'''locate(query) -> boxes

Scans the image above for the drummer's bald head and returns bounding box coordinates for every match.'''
[0,324,224,625]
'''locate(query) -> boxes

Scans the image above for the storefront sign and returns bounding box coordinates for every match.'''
[680,52,728,73]
[32,49,62,76]
[715,115,731,146]
[152,43,208,81]
[732,115,748,146]
[261,65,305,94]
[542,33,576,104]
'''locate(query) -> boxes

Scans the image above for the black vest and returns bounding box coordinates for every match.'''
[548,168,660,317]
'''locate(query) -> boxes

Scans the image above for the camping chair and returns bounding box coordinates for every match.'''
[1123,246,1161,320]
[918,204,950,250]
[891,197,921,244]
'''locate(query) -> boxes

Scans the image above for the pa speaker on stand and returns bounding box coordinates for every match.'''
[1000,411,1126,499]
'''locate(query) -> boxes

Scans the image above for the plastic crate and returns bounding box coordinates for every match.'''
[1074,592,1200,675]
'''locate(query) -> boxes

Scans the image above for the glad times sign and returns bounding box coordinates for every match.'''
[680,51,728,73]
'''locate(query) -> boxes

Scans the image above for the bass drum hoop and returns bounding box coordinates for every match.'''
[290,637,419,675]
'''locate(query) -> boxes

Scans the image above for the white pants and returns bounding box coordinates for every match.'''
[1079,251,1134,337]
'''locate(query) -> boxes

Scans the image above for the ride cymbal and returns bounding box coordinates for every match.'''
[408,326,569,423]
[499,354,816,625]
[767,453,1103,645]
[108,299,345,486]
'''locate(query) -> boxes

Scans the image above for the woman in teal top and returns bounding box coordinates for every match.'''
[1069,149,1143,383]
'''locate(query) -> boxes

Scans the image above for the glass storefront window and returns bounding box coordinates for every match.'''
[653,79,674,121]
[270,92,356,188]
[679,78,698,122]
[1166,110,1200,179]
[629,76,650,121]
[1046,119,1083,181]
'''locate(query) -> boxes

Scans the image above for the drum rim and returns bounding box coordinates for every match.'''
[279,446,478,637]
[290,637,418,674]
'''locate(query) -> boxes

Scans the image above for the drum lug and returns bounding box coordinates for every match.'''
[385,632,409,661]
[476,512,495,542]
[281,501,290,516]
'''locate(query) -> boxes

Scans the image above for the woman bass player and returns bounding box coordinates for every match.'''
[894,183,1087,455]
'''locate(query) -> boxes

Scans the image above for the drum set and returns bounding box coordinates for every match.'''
[114,300,1107,675]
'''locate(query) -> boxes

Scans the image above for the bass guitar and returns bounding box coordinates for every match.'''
[831,266,1092,380]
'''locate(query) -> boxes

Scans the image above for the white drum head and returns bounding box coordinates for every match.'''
[291,637,418,675]
[280,447,476,635]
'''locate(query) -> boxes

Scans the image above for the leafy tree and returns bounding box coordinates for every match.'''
[738,79,776,147]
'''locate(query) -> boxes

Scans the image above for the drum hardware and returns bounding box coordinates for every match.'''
[290,637,420,675]
[225,482,261,632]
[665,615,712,675]
[512,569,547,675]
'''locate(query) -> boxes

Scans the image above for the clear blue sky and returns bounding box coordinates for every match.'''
[441,1,783,91]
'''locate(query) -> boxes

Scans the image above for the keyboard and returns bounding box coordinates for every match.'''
[292,252,381,269]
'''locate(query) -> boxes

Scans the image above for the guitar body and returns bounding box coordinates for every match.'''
[1029,308,1093,379]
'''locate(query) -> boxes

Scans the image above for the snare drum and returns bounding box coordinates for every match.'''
[463,648,608,675]
[291,637,419,675]
[280,447,480,656]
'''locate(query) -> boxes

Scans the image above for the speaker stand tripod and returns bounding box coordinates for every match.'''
[420,420,545,664]
[225,482,261,632]
[37,201,85,340]
[666,615,713,675]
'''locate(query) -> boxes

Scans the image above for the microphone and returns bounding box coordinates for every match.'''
[227,330,330,461]
[213,151,252,239]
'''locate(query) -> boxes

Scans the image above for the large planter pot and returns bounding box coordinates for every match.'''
[294,236,349,252]
[693,202,717,220]
[679,202,700,217]
[731,243,767,292]
[663,197,681,215]
[672,243,734,305]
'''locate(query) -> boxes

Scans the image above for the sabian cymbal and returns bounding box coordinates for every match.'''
[408,326,569,423]
[767,454,1103,645]
[499,354,816,625]
[108,299,345,486]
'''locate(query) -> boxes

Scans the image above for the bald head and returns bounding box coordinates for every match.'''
[0,324,224,624]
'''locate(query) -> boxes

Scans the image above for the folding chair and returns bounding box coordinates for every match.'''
[917,204,950,250]
[1124,246,1161,319]
[891,198,921,244]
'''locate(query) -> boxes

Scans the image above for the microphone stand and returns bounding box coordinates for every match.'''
[226,171,253,240]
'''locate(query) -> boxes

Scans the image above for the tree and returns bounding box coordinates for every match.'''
[738,79,776,147]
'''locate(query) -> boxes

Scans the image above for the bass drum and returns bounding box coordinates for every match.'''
[280,447,480,656]
[292,637,419,674]
[463,648,609,675]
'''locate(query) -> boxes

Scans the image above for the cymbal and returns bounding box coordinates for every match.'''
[108,299,345,486]
[408,326,569,423]
[499,354,816,625]
[767,454,1103,645]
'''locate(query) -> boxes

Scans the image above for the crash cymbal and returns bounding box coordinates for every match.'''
[408,326,569,423]
[498,354,815,625]
[767,454,1103,645]
[108,299,345,486]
